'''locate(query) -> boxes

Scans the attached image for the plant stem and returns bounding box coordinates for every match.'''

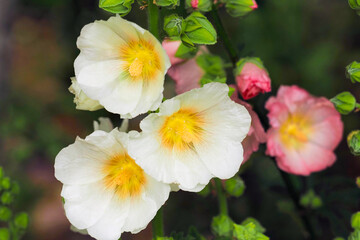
[214,178,228,216]
[148,0,160,40]
[210,6,239,66]
[152,208,164,238]
[275,162,316,240]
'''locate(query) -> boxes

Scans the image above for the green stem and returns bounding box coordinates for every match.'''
[152,208,164,238]
[148,0,160,40]
[274,160,316,240]
[214,178,228,216]
[210,5,239,66]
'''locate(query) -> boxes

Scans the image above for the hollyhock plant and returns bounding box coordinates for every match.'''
[162,39,207,94]
[54,129,171,240]
[74,15,170,118]
[230,86,267,162]
[266,85,343,175]
[235,57,271,100]
[128,83,251,192]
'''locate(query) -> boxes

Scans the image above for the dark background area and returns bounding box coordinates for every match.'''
[0,0,359,239]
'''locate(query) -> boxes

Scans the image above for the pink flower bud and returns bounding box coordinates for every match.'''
[235,57,271,100]
[191,0,199,9]
[161,40,184,66]
[251,0,258,9]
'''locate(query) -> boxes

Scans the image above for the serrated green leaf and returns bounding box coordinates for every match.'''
[211,215,234,237]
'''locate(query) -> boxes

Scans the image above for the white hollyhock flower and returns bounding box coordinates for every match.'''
[128,82,251,192]
[74,15,170,118]
[68,77,103,111]
[55,129,170,240]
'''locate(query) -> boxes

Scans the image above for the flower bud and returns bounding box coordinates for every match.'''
[99,0,134,16]
[68,78,103,111]
[356,177,360,188]
[235,57,271,100]
[164,14,184,37]
[183,12,217,46]
[225,0,257,17]
[330,92,356,115]
[186,0,212,12]
[349,0,360,15]
[351,212,360,230]
[347,130,360,156]
[346,61,360,83]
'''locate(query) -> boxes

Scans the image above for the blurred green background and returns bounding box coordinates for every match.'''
[0,0,359,239]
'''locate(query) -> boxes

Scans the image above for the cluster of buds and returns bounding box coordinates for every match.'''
[349,0,360,15]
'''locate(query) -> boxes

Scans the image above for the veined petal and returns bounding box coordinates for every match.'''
[62,181,114,229]
[87,196,130,240]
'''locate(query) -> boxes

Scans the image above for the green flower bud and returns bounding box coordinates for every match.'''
[349,230,360,240]
[1,178,10,190]
[0,207,12,222]
[330,91,356,115]
[0,228,10,240]
[300,189,322,209]
[356,177,360,188]
[349,0,360,15]
[346,61,360,83]
[185,0,212,12]
[155,0,179,8]
[224,176,245,197]
[347,130,360,156]
[351,212,360,230]
[99,0,134,16]
[164,14,185,37]
[1,192,13,205]
[233,223,269,240]
[225,0,258,18]
[182,12,217,46]
[211,215,234,237]
[14,213,29,230]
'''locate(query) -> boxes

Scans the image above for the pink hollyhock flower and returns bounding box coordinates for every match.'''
[191,0,199,9]
[162,39,207,94]
[265,85,343,175]
[251,0,258,9]
[230,85,267,162]
[235,57,271,100]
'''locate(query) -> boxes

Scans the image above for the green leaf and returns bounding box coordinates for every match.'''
[99,0,134,16]
[224,176,245,197]
[211,215,234,237]
[188,226,206,240]
[0,228,9,240]
[351,212,360,230]
[241,218,266,234]
[183,12,217,45]
[196,54,225,77]
[1,178,11,190]
[1,192,13,205]
[155,0,179,8]
[14,213,28,230]
[0,207,12,222]
[175,43,199,59]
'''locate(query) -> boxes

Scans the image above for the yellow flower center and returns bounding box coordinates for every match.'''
[279,113,313,149]
[121,39,161,80]
[103,152,146,198]
[159,108,204,151]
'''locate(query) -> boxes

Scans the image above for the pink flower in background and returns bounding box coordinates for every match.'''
[235,57,271,100]
[230,85,267,162]
[191,0,199,9]
[162,39,207,94]
[266,85,343,175]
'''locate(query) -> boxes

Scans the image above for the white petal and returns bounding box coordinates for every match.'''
[76,21,125,61]
[77,60,123,95]
[123,176,170,233]
[102,15,140,42]
[87,196,130,240]
[93,117,114,132]
[195,140,244,179]
[62,181,114,229]
[54,139,108,185]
